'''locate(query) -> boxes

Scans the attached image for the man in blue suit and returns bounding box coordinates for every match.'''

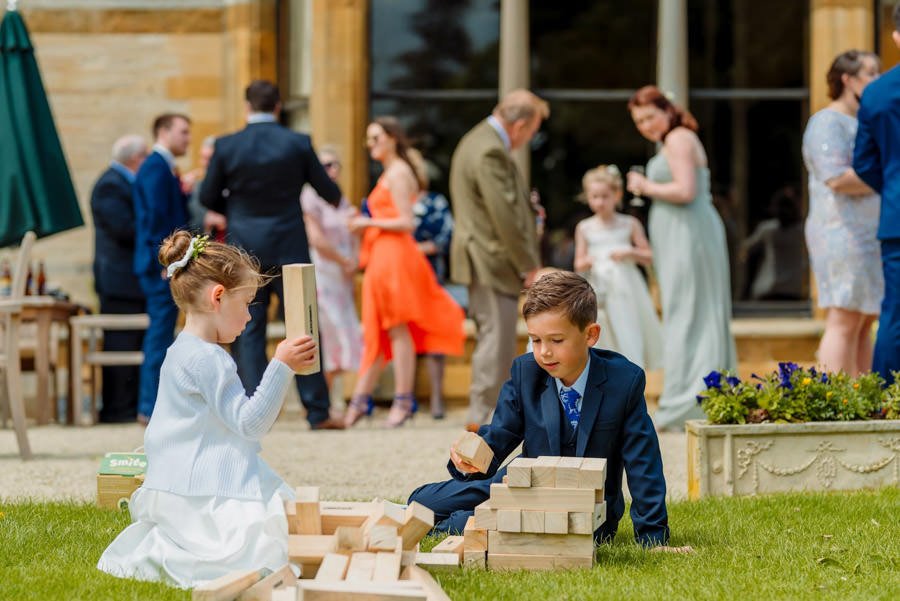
[409,271,671,547]
[90,134,148,423]
[199,80,345,429]
[854,2,900,384]
[133,114,192,421]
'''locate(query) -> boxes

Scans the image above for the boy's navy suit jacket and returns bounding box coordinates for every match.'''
[449,347,669,546]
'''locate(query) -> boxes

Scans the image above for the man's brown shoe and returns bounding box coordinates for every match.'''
[311,417,346,431]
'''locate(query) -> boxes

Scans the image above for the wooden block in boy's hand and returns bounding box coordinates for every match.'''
[282,263,320,375]
[454,432,494,473]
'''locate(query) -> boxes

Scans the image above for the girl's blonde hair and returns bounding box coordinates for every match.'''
[581,164,623,196]
[159,230,263,311]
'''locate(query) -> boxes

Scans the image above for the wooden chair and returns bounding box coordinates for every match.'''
[70,313,148,425]
[0,231,37,460]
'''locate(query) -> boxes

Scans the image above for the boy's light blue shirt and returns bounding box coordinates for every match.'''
[554,355,590,413]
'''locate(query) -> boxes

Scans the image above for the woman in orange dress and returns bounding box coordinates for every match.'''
[346,117,465,427]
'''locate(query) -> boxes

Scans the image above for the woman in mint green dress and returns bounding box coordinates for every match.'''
[626,86,736,430]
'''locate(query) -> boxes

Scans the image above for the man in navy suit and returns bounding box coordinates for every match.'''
[199,80,344,429]
[91,134,148,423]
[133,114,192,421]
[409,271,670,547]
[854,2,900,383]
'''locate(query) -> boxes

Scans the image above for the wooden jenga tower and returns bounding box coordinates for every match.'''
[470,456,607,570]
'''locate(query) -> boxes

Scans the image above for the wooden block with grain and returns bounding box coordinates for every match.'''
[487,531,594,557]
[299,563,320,579]
[295,581,428,601]
[594,501,607,530]
[364,500,406,532]
[488,483,596,512]
[487,553,594,571]
[568,511,593,535]
[554,457,583,489]
[237,565,296,601]
[531,456,560,488]
[463,550,487,569]
[579,457,607,490]
[314,553,349,582]
[505,457,535,488]
[495,509,521,533]
[454,432,494,473]
[372,551,403,582]
[368,524,399,552]
[431,535,465,557]
[399,502,434,550]
[334,526,365,554]
[412,552,460,570]
[521,510,545,534]
[320,501,372,534]
[345,551,377,581]
[288,534,336,564]
[270,586,297,601]
[192,569,265,601]
[400,565,453,601]
[284,500,300,535]
[473,500,497,531]
[295,486,322,535]
[282,263,320,375]
[544,511,569,534]
[462,516,487,552]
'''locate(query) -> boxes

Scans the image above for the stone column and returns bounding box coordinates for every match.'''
[310,0,369,207]
[810,0,874,114]
[656,0,688,107]
[223,0,279,131]
[499,0,530,181]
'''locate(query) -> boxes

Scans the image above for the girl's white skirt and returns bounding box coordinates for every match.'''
[97,483,294,589]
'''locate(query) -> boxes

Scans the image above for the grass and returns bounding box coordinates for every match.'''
[2,488,899,601]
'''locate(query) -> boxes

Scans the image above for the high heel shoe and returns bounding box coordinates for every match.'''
[385,392,418,428]
[344,394,374,428]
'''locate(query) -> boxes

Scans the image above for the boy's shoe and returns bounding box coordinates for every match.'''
[311,417,345,430]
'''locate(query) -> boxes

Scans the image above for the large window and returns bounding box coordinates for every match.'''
[369,0,810,312]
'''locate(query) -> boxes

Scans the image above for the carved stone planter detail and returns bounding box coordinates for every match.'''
[685,419,900,499]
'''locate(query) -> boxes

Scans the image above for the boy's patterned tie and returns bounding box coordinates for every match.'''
[560,388,581,430]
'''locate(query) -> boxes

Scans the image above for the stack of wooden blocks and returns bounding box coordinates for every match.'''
[474,456,608,570]
[192,488,455,600]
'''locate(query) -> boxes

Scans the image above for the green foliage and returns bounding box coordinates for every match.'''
[699,364,893,425]
[3,491,900,601]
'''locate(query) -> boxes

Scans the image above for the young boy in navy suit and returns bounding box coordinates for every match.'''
[409,271,671,547]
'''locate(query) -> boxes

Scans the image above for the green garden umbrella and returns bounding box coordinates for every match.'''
[0,4,83,247]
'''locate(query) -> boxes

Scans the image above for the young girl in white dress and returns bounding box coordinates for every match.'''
[574,165,662,370]
[97,230,317,588]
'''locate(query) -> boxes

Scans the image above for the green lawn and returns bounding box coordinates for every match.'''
[2,488,898,600]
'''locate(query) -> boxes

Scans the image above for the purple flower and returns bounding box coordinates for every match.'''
[778,362,799,389]
[726,376,741,387]
[703,371,723,389]
[820,373,829,384]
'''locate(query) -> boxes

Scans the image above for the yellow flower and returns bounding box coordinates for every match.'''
[802,377,812,386]
[0,511,4,519]
[843,398,849,405]
[853,383,860,390]
[826,391,833,399]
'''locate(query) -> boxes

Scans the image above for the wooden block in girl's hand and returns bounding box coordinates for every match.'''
[282,263,320,375]
[454,432,494,473]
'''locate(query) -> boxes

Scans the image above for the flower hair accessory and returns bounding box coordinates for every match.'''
[166,234,209,279]
[605,164,621,177]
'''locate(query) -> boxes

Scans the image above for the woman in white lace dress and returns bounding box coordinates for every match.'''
[802,50,882,375]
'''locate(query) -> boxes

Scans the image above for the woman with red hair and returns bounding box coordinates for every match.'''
[626,86,736,430]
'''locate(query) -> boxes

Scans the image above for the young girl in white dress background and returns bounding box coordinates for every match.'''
[98,230,317,588]
[574,165,662,370]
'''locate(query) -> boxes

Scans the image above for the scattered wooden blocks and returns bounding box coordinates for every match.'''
[372,551,403,582]
[430,535,464,557]
[315,553,349,582]
[453,432,494,473]
[320,502,372,534]
[345,552,377,581]
[192,569,267,601]
[335,526,366,555]
[237,565,297,601]
[365,500,406,532]
[368,524,400,552]
[398,502,434,550]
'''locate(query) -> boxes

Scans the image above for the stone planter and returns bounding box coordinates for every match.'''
[685,419,900,499]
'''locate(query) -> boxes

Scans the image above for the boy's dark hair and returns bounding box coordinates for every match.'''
[522,271,597,330]
[245,80,281,112]
[152,113,191,138]
[895,1,900,31]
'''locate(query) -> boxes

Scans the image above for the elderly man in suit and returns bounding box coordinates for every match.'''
[199,80,345,430]
[854,2,900,383]
[133,113,192,422]
[449,89,550,429]
[90,134,148,423]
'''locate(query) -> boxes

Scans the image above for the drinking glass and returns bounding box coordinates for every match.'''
[628,165,646,208]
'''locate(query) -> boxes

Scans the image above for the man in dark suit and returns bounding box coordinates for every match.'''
[90,134,148,423]
[854,2,900,383]
[133,113,192,421]
[449,89,549,430]
[199,80,344,430]
[409,272,671,548]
